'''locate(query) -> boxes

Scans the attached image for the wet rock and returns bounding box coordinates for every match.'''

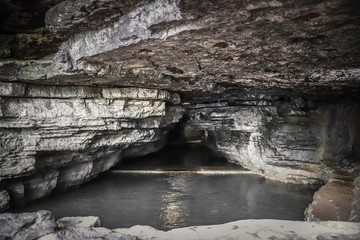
[305,165,360,221]
[305,181,353,221]
[0,210,56,240]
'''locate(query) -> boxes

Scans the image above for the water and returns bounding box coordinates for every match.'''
[13,172,318,230]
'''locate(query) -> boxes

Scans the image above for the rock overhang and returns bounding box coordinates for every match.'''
[0,0,359,100]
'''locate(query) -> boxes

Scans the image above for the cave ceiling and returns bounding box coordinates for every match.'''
[0,0,359,101]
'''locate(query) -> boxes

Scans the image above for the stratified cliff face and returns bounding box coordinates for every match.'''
[188,96,360,184]
[0,82,183,208]
[0,0,359,220]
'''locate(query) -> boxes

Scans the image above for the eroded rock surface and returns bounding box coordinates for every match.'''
[0,0,359,223]
[305,167,360,221]
[0,83,183,206]
[0,190,10,212]
[0,210,56,240]
[117,219,360,240]
[1,0,359,93]
[1,211,360,240]
[187,96,360,184]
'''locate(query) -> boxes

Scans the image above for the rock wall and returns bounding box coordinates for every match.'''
[0,82,183,211]
[188,96,360,184]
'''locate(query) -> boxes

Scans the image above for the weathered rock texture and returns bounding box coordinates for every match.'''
[0,210,56,240]
[305,167,360,221]
[0,211,137,240]
[0,82,183,209]
[1,0,360,91]
[0,0,359,223]
[1,211,360,240]
[188,97,360,184]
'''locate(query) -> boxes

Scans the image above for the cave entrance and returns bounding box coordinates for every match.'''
[116,116,242,171]
[13,117,318,230]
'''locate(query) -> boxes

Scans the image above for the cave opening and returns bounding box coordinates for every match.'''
[117,115,243,172]
[9,114,320,230]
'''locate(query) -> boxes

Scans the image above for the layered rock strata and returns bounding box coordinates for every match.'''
[1,211,360,240]
[0,82,183,210]
[187,96,360,184]
[1,0,359,93]
[0,0,359,224]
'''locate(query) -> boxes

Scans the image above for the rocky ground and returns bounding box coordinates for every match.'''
[0,210,360,240]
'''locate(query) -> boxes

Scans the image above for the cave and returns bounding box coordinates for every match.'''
[117,115,243,171]
[1,0,360,239]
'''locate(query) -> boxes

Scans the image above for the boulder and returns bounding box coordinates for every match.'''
[0,210,56,240]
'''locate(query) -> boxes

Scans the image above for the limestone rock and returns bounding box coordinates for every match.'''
[305,181,353,221]
[0,83,184,207]
[22,170,59,202]
[0,190,10,212]
[41,228,138,240]
[349,176,360,221]
[45,0,145,35]
[188,99,360,184]
[0,210,56,240]
[115,219,360,240]
[1,211,360,240]
[57,216,101,228]
[305,166,360,222]
[1,0,359,95]
[5,182,25,206]
[0,0,360,224]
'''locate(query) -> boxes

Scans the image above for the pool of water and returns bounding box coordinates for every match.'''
[13,172,319,230]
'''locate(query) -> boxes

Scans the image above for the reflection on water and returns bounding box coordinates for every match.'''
[160,174,190,229]
[12,173,319,230]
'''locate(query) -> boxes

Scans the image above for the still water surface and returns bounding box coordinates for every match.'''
[15,172,318,230]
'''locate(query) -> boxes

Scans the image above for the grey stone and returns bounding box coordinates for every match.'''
[51,0,183,74]
[188,101,360,184]
[0,190,9,212]
[57,216,101,228]
[115,219,360,240]
[0,210,56,240]
[1,0,359,94]
[0,84,183,205]
[56,161,93,191]
[48,227,138,240]
[2,211,359,240]
[349,176,360,221]
[22,170,59,202]
[0,0,360,226]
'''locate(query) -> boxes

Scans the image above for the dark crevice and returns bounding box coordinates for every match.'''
[117,114,240,171]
